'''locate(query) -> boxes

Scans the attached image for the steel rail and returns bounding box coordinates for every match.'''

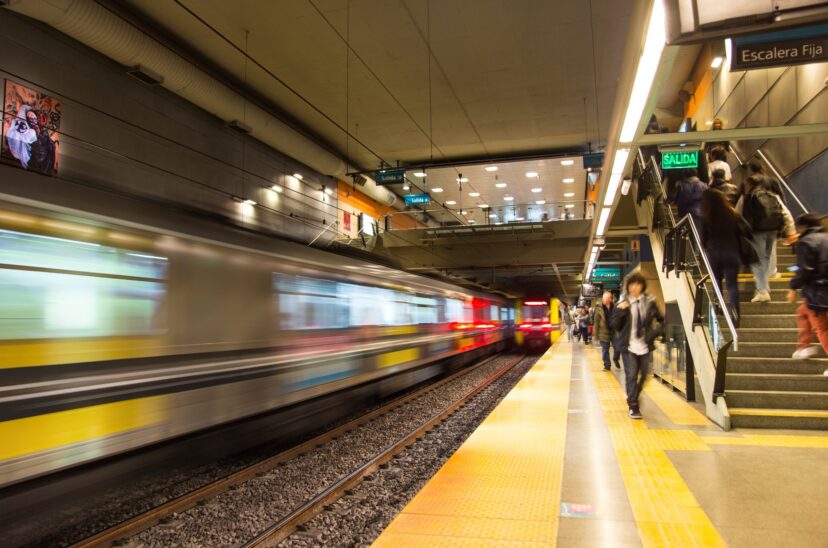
[70,351,515,548]
[241,353,528,548]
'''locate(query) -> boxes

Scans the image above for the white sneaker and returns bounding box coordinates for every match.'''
[750,292,762,303]
[750,291,771,303]
[792,346,818,360]
[823,369,828,377]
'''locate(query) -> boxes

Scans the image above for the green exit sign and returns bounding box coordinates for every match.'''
[661,150,698,170]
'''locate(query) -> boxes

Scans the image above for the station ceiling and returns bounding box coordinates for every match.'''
[122,0,634,169]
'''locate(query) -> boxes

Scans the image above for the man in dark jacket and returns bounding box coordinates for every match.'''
[610,272,665,419]
[669,168,705,228]
[593,291,621,371]
[708,168,738,206]
[787,214,828,376]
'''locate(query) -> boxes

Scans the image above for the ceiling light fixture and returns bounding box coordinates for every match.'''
[564,192,575,197]
[603,148,630,207]
[485,166,498,172]
[495,182,507,188]
[564,204,575,209]
[457,176,469,183]
[469,191,480,197]
[526,171,539,178]
[293,173,303,180]
[531,187,542,193]
[446,200,457,205]
[596,207,611,236]
[561,160,574,166]
[413,171,427,177]
[563,178,575,183]
[504,196,514,201]
[432,187,444,193]
[710,56,723,69]
[479,204,489,208]
[535,200,546,205]
[619,0,666,143]
[242,198,257,205]
[272,185,283,193]
[402,184,410,190]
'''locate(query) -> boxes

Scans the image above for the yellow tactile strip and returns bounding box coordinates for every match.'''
[588,347,727,547]
[643,381,709,426]
[372,342,573,546]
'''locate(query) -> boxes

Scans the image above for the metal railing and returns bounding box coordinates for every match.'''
[729,145,810,217]
[636,148,739,402]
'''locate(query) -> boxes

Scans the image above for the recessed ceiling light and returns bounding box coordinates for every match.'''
[535,200,546,205]
[293,173,303,180]
[565,204,575,209]
[564,192,575,197]
[446,200,457,205]
[563,178,575,183]
[432,187,444,193]
[324,187,332,195]
[469,191,480,197]
[402,184,410,190]
[561,160,574,166]
[413,171,427,177]
[495,182,507,188]
[460,210,468,215]
[515,217,525,221]
[272,185,283,193]
[479,204,489,208]
[504,196,514,201]
[526,171,539,178]
[457,177,469,183]
[242,199,257,205]
[485,166,498,172]
[531,187,542,193]
[489,213,498,218]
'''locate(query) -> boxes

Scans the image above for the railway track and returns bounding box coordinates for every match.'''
[72,352,527,548]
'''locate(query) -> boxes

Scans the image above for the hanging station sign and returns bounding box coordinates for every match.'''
[404,194,431,206]
[732,33,828,71]
[661,150,698,170]
[374,168,406,185]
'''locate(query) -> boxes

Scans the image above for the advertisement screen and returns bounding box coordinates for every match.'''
[2,80,61,175]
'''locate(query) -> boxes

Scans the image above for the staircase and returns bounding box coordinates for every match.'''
[723,246,828,429]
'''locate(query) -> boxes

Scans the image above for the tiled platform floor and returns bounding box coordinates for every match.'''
[373,341,828,547]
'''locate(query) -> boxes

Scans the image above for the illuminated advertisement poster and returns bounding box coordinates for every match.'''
[2,80,61,175]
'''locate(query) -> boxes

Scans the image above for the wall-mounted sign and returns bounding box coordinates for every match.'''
[374,169,405,185]
[1,80,61,175]
[732,35,828,71]
[582,152,605,169]
[661,150,698,170]
[404,194,431,206]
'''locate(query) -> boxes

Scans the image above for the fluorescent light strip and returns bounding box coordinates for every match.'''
[618,0,666,143]
[596,207,611,236]
[603,148,630,207]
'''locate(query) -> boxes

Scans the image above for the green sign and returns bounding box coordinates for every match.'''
[661,150,698,170]
[375,169,406,185]
[404,194,431,206]
[592,267,621,280]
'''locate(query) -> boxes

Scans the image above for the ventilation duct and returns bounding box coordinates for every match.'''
[6,0,399,207]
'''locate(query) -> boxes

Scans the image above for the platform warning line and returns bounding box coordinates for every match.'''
[586,347,726,547]
[372,342,573,546]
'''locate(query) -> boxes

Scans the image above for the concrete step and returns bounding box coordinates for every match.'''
[733,342,824,358]
[727,389,828,410]
[740,301,799,314]
[725,372,828,392]
[738,314,796,328]
[729,408,828,430]
[727,356,828,375]
[736,328,799,343]
[735,289,789,303]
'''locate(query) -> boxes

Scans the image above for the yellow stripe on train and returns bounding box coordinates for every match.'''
[377,348,420,369]
[0,337,166,369]
[0,396,166,461]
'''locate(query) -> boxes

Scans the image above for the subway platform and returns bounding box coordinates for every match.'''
[373,341,828,547]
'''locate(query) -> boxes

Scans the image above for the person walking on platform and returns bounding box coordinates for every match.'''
[737,175,796,302]
[701,188,754,324]
[707,147,732,182]
[562,303,575,341]
[575,306,591,344]
[611,273,664,419]
[708,168,739,206]
[787,214,828,376]
[594,291,621,371]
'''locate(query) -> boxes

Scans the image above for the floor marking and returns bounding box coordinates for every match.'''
[560,502,597,519]
[372,342,573,546]
[643,380,709,426]
[701,433,828,448]
[586,347,726,547]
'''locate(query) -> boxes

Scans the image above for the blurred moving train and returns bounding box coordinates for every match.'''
[516,298,561,351]
[0,198,514,488]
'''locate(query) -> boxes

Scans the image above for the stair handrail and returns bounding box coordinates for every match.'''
[728,145,809,216]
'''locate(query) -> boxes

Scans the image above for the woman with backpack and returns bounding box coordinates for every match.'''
[736,175,796,302]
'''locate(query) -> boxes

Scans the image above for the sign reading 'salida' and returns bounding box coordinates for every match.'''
[732,36,828,71]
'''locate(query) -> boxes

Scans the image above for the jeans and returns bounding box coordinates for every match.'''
[600,341,621,369]
[749,230,776,294]
[622,350,652,409]
[580,326,590,343]
[796,300,828,353]
[707,248,740,317]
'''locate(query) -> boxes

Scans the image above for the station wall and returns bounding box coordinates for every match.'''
[0,9,341,244]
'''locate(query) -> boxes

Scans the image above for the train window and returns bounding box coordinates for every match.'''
[276,275,349,329]
[445,298,466,323]
[490,305,499,322]
[0,229,166,339]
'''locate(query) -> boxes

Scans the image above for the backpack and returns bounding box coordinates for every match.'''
[744,189,784,231]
